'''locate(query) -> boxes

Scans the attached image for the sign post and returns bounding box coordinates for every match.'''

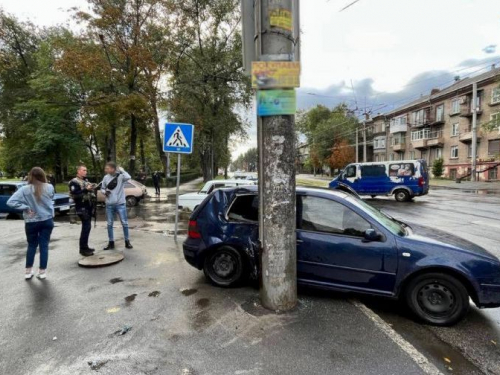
[163,122,195,242]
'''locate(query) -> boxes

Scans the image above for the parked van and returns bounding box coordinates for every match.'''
[329,160,429,202]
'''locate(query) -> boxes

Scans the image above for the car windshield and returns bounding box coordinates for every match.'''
[346,196,406,236]
[199,182,212,194]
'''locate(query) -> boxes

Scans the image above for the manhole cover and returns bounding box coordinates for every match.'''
[78,251,125,268]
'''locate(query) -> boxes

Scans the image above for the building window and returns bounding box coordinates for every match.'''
[399,153,405,160]
[412,109,426,126]
[468,144,472,158]
[449,169,457,180]
[389,153,394,161]
[409,151,416,160]
[411,129,430,141]
[491,112,500,128]
[488,167,498,180]
[373,137,386,149]
[451,98,460,114]
[488,139,500,156]
[450,145,459,159]
[492,88,500,104]
[435,148,443,159]
[436,104,444,121]
[451,123,459,136]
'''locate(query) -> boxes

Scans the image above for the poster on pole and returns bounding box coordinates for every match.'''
[163,123,194,154]
[257,89,296,117]
[269,8,293,31]
[252,61,300,89]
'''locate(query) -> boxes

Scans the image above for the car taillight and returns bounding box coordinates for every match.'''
[418,177,424,187]
[188,220,201,239]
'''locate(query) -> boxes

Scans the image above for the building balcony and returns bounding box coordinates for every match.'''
[392,143,406,152]
[427,130,444,147]
[390,124,408,134]
[460,106,483,118]
[459,130,482,143]
[412,139,428,149]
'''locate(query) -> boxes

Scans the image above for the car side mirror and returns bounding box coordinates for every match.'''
[363,229,380,242]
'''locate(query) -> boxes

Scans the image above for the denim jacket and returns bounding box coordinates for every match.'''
[7,184,55,223]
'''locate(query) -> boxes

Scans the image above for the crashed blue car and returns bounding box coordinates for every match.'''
[183,186,500,326]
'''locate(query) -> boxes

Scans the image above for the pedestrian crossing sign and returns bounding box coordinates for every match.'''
[163,123,194,154]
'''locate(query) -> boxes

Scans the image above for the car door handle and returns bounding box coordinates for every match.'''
[296,239,303,243]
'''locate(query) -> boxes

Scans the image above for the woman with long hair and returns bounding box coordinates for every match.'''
[7,167,55,280]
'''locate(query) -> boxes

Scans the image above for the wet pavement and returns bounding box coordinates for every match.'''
[1,180,500,374]
[367,189,500,375]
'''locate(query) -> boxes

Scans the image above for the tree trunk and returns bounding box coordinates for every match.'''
[140,137,146,171]
[151,105,168,176]
[129,113,137,176]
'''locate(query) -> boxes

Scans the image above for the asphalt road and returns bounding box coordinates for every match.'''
[1,182,500,374]
[367,188,500,375]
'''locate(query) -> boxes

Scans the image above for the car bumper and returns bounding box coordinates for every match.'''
[476,283,500,308]
[183,238,203,269]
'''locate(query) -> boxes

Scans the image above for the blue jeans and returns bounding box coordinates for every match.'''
[106,204,129,241]
[25,219,54,269]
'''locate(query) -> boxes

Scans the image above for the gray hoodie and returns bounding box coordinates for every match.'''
[100,168,131,205]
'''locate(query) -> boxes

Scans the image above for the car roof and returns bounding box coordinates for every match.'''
[224,185,349,199]
[348,159,424,166]
[0,181,26,187]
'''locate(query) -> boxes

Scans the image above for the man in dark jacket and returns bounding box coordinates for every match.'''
[69,165,96,256]
[152,171,161,196]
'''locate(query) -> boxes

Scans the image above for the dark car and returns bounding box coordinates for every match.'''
[184,186,500,326]
[0,182,74,217]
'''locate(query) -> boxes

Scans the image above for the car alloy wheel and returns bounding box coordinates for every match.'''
[126,196,138,207]
[406,273,469,326]
[204,246,244,287]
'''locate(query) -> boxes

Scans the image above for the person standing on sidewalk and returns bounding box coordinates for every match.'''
[152,171,161,196]
[69,165,96,257]
[7,167,55,280]
[101,162,133,250]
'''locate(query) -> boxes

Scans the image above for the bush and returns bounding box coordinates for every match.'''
[432,158,444,178]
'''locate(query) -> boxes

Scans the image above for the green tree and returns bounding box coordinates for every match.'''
[432,158,444,178]
[167,0,252,181]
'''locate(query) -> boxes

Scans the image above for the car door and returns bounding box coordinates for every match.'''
[296,194,398,295]
[0,185,18,213]
[340,164,361,192]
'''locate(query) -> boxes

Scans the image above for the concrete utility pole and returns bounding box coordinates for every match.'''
[362,121,367,162]
[471,82,478,181]
[355,127,359,163]
[257,0,297,311]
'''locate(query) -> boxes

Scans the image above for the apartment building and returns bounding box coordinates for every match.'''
[364,65,500,181]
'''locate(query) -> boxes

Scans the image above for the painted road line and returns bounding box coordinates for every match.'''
[351,300,444,375]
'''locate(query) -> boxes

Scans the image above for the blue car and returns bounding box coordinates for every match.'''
[183,186,500,326]
[329,160,429,202]
[0,182,74,216]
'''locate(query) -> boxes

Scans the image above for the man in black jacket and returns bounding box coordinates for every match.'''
[69,165,96,256]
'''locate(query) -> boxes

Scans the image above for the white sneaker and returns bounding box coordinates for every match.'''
[37,271,47,280]
[25,271,34,280]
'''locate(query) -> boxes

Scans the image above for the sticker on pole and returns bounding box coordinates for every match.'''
[163,123,194,154]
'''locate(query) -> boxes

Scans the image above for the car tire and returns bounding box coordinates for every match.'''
[394,189,410,202]
[405,272,469,326]
[126,196,138,207]
[203,246,245,287]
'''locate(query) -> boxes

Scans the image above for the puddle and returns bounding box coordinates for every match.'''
[124,294,137,305]
[196,298,210,308]
[149,291,161,297]
[110,277,124,284]
[181,288,198,296]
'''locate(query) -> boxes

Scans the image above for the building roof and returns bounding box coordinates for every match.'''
[380,66,500,118]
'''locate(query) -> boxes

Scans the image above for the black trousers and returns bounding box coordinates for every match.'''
[154,183,160,195]
[78,213,92,251]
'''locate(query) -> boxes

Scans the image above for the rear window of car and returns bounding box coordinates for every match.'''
[360,165,386,177]
[227,195,258,223]
[125,182,135,189]
[388,163,415,177]
[0,185,17,196]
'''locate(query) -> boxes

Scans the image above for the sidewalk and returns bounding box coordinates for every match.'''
[430,178,500,191]
[0,220,426,375]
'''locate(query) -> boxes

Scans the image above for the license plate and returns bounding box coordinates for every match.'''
[59,205,70,211]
